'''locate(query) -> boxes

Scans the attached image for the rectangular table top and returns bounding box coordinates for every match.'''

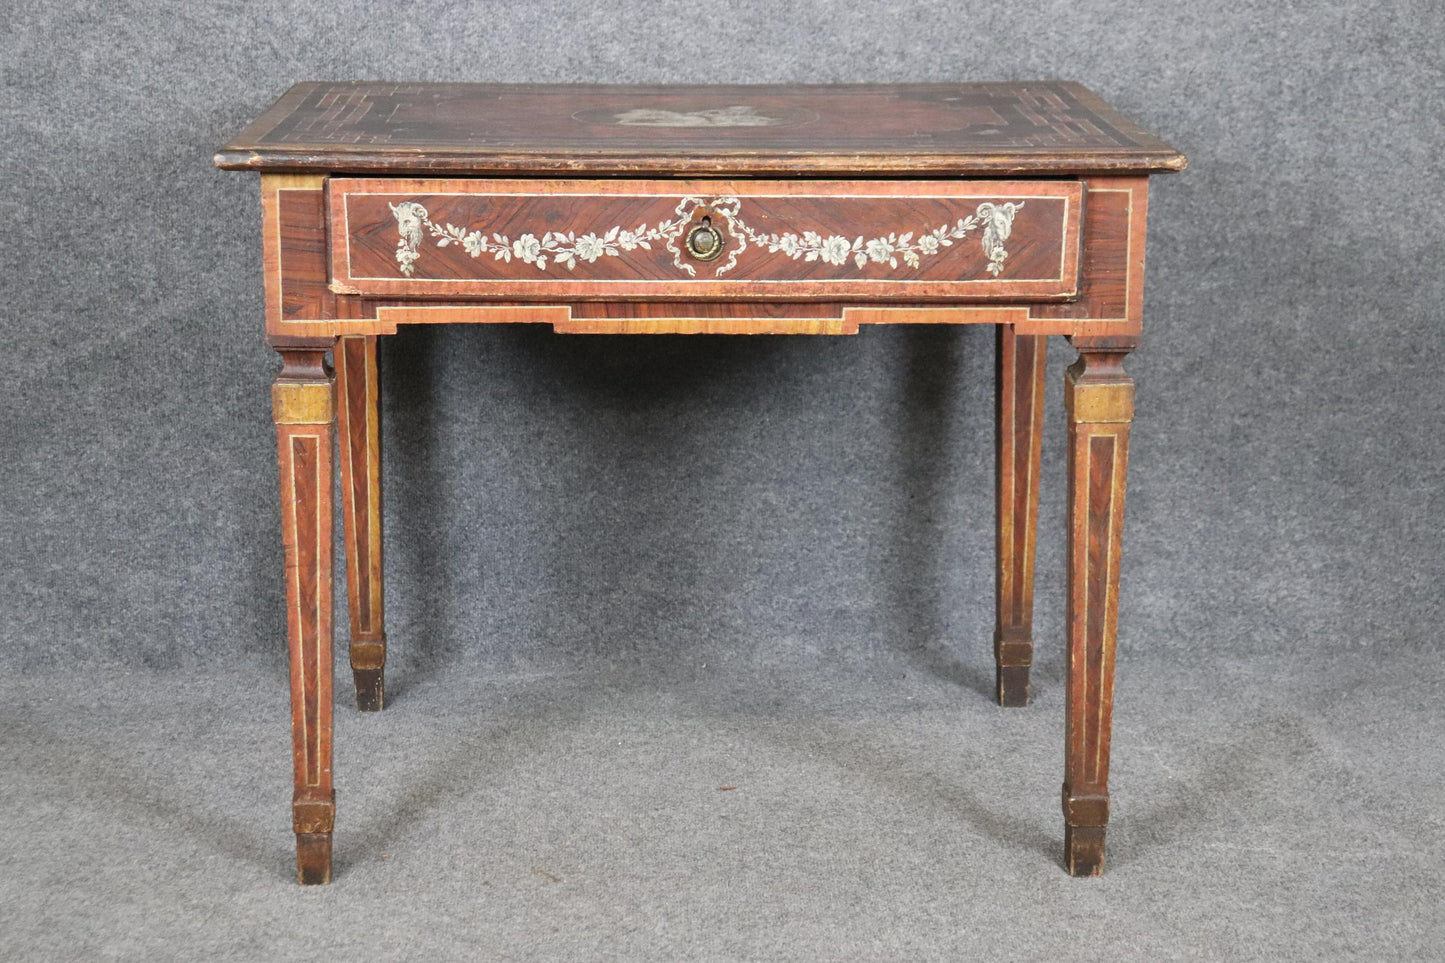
[214,82,1185,177]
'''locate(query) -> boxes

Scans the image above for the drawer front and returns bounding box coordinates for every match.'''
[329,178,1083,301]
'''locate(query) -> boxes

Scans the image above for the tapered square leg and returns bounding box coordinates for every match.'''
[995,326,1048,707]
[1061,344,1133,876]
[273,347,337,885]
[336,335,387,712]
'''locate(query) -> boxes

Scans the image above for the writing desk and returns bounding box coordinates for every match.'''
[216,82,1184,883]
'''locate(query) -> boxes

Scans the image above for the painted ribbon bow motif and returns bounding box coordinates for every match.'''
[389,197,1023,279]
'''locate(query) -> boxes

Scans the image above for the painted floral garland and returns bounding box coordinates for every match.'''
[391,201,681,275]
[390,196,1022,278]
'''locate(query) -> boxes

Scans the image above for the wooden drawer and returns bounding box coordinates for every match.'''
[329,179,1083,301]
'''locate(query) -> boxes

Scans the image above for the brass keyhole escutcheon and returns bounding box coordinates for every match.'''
[685,216,725,261]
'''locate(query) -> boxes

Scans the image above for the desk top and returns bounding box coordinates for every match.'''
[215,82,1184,177]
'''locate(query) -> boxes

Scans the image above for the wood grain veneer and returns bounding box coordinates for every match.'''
[217,82,1185,176]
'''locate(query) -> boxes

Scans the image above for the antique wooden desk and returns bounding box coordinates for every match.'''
[215,82,1184,884]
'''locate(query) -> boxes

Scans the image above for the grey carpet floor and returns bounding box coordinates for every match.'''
[2,649,1441,961]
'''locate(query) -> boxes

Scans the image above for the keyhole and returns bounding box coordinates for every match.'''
[694,218,716,255]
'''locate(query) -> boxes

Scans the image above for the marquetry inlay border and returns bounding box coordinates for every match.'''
[327,178,1084,301]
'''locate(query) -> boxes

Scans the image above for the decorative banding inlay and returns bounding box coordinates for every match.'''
[1084,431,1118,785]
[355,303,1038,336]
[279,429,328,788]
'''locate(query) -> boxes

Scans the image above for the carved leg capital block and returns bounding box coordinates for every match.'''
[1061,346,1134,876]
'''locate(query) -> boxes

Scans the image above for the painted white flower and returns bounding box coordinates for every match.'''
[573,233,608,262]
[462,232,487,257]
[512,234,542,263]
[918,235,940,255]
[819,235,852,265]
[617,229,640,251]
[865,238,895,263]
[777,233,802,257]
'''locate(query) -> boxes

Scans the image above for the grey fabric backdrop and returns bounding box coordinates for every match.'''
[2,1,1443,959]
[6,0,1440,672]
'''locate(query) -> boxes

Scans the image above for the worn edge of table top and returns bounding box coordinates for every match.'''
[214,82,1186,177]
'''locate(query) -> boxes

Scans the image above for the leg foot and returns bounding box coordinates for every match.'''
[353,665,385,712]
[295,833,333,885]
[994,625,1033,707]
[995,663,1030,708]
[1064,825,1107,877]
